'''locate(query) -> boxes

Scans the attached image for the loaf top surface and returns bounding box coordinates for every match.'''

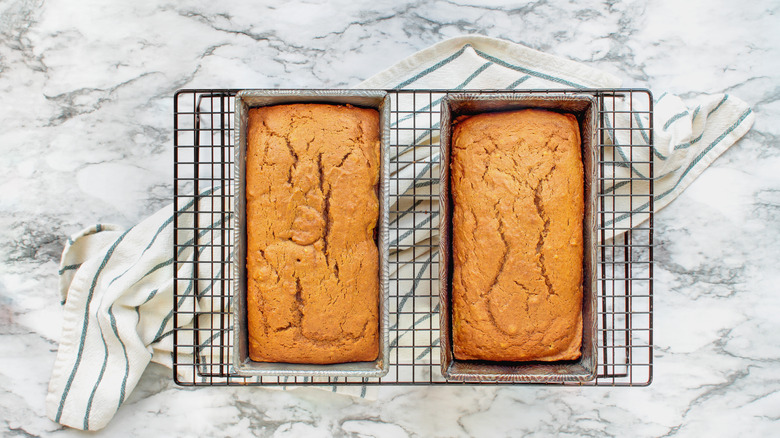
[450,108,584,362]
[245,103,380,364]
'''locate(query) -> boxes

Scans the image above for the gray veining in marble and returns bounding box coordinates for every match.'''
[1,0,779,436]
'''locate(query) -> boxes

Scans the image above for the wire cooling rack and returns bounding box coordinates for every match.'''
[173,89,653,386]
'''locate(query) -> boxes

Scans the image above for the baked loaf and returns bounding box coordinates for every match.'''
[245,103,380,364]
[450,109,583,362]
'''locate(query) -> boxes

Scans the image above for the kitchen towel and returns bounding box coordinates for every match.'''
[47,35,754,430]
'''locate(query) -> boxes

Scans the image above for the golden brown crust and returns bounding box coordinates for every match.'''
[451,109,583,362]
[246,103,380,364]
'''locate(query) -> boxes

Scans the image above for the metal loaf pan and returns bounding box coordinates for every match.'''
[233,89,390,378]
[439,93,598,382]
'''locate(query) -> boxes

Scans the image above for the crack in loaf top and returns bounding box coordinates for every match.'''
[245,103,380,364]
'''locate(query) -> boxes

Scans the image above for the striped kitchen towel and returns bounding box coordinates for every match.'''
[47,35,754,430]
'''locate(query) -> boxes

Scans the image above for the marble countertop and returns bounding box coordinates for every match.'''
[2,0,779,436]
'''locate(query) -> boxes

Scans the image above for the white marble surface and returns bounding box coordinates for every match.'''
[1,0,779,436]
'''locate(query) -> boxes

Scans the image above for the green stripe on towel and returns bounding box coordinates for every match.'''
[396,44,471,88]
[663,110,689,130]
[508,75,532,89]
[390,200,425,226]
[472,47,586,89]
[389,212,438,247]
[83,318,111,429]
[58,264,82,275]
[691,105,701,121]
[708,95,729,116]
[109,306,130,409]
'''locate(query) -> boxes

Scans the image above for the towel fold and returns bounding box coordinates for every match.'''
[47,35,754,430]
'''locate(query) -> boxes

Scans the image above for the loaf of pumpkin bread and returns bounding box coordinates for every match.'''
[245,103,380,364]
[451,109,583,362]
